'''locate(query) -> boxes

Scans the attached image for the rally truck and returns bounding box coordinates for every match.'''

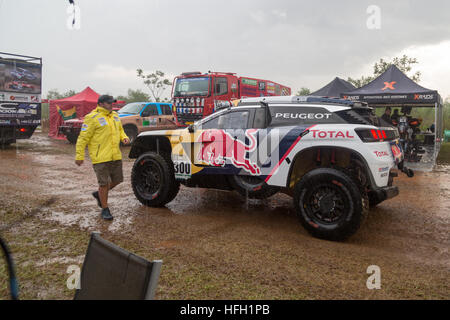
[172,71,291,127]
[0,52,42,147]
[129,96,412,241]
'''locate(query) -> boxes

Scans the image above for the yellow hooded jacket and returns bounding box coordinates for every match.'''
[75,106,128,164]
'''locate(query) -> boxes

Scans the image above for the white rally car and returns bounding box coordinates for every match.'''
[129,96,413,241]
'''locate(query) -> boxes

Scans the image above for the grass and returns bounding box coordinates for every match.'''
[437,142,450,164]
[0,207,90,299]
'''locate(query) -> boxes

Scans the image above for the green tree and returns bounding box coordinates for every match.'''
[296,87,311,96]
[46,89,77,100]
[117,89,150,103]
[348,55,421,88]
[136,69,172,102]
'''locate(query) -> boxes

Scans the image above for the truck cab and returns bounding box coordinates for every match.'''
[171,71,291,127]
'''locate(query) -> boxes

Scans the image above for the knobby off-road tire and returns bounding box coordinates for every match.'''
[66,133,78,144]
[228,175,279,199]
[131,152,180,207]
[293,168,369,241]
[0,140,14,148]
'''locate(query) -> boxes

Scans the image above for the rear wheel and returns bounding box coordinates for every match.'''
[294,168,368,241]
[0,140,14,148]
[228,175,279,199]
[131,152,179,207]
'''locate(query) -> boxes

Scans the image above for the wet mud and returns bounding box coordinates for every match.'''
[0,132,449,299]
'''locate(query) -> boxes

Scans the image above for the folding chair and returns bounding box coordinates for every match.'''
[74,232,162,300]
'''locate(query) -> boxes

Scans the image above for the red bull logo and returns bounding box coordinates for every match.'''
[391,144,402,159]
[196,129,261,175]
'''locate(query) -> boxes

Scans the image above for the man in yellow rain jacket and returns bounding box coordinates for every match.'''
[75,95,130,220]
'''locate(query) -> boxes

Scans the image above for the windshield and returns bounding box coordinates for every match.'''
[118,102,145,115]
[173,77,210,97]
[194,108,227,127]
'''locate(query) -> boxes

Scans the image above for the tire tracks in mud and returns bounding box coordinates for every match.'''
[0,197,57,232]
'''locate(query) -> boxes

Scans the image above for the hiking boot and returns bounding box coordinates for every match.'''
[101,207,113,221]
[92,191,102,208]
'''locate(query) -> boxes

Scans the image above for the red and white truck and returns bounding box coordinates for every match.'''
[171,71,291,126]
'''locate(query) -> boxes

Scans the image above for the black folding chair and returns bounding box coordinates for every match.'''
[74,233,162,300]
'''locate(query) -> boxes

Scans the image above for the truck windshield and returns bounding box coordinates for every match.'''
[173,77,209,97]
[118,103,145,115]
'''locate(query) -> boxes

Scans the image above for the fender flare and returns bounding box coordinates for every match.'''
[286,146,377,189]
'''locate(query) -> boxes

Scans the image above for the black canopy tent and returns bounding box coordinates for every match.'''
[310,77,356,97]
[340,65,441,106]
[341,64,444,171]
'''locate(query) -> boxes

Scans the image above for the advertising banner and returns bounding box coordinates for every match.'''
[0,101,41,125]
[0,56,42,126]
[0,58,42,94]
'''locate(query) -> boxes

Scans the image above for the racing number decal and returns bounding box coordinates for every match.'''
[174,161,191,177]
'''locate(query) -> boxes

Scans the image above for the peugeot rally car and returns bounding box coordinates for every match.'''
[128,96,412,241]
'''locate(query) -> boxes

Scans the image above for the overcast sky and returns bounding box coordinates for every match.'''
[0,0,449,100]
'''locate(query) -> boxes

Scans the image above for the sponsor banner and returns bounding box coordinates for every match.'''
[0,101,41,125]
[0,58,42,94]
[341,93,437,104]
[270,107,345,126]
[275,84,281,95]
[0,91,41,103]
[241,78,258,86]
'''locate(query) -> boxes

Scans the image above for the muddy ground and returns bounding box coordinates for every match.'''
[0,132,449,299]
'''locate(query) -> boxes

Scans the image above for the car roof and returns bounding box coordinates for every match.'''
[240,95,367,107]
[127,102,171,105]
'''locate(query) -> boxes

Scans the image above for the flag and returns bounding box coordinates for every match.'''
[57,105,77,120]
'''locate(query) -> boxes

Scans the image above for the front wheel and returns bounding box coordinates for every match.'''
[131,152,180,207]
[66,132,78,144]
[293,168,368,241]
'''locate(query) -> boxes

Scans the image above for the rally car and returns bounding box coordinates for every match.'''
[8,81,35,92]
[129,96,412,241]
[10,67,37,81]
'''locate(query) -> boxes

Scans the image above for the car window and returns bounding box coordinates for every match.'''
[161,104,172,115]
[142,105,158,116]
[201,115,220,129]
[253,108,268,128]
[217,111,250,129]
[214,77,228,96]
[118,103,145,114]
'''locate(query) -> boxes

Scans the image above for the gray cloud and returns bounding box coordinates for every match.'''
[0,0,449,97]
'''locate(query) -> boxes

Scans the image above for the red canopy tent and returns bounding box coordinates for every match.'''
[48,86,99,138]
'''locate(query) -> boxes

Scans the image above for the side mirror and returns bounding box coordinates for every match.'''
[188,124,195,133]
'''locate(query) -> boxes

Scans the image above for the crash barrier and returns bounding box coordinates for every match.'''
[444,130,450,143]
[74,232,162,300]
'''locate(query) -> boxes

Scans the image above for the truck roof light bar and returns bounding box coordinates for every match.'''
[181,72,202,76]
